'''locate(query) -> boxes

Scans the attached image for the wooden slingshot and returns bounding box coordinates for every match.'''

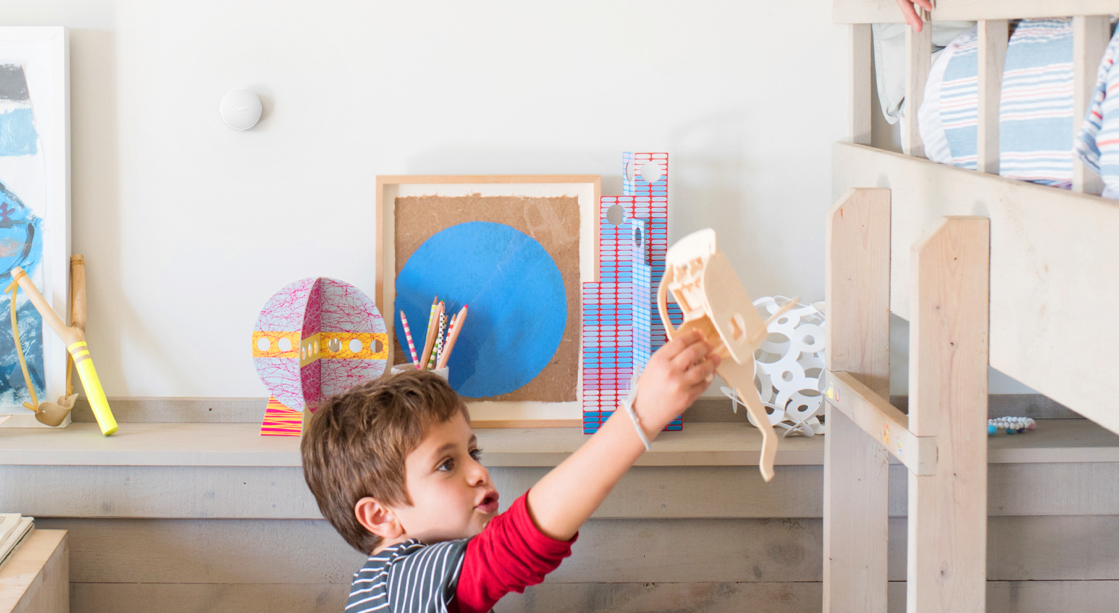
[656,229,797,482]
[6,257,117,434]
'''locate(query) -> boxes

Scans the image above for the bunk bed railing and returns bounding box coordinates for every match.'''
[833,142,1119,433]
[834,1,1119,25]
[841,5,1115,193]
[828,4,1119,613]
[834,1,1119,429]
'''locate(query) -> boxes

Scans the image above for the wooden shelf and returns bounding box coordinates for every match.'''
[0,529,67,613]
[2,419,1117,468]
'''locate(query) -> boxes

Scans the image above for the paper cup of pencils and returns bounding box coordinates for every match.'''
[391,363,449,381]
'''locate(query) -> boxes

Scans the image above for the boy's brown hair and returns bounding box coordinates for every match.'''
[301,370,469,553]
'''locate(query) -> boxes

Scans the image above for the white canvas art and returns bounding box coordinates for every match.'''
[0,27,70,426]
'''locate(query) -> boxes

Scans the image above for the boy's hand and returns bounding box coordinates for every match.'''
[896,0,933,32]
[527,331,721,542]
[633,330,721,434]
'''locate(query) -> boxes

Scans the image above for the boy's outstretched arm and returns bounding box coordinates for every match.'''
[526,330,720,541]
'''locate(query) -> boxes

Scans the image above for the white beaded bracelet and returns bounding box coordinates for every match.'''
[621,371,651,451]
[987,416,1036,435]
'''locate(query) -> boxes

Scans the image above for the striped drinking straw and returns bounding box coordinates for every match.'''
[399,310,420,366]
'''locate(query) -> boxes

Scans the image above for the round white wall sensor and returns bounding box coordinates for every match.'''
[220,88,262,130]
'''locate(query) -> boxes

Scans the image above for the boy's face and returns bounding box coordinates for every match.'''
[392,411,499,544]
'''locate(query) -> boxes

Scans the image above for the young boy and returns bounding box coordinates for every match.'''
[302,330,720,613]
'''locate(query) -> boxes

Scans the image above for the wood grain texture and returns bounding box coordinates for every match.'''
[824,188,891,613]
[0,421,842,468]
[852,24,873,145]
[903,23,931,158]
[825,371,937,475]
[66,394,1081,424]
[33,515,1119,587]
[70,396,737,424]
[1073,16,1109,194]
[832,142,1119,433]
[5,423,1119,519]
[833,0,1119,23]
[0,530,68,613]
[907,217,990,613]
[6,460,1119,521]
[65,580,1119,613]
[70,583,347,613]
[976,20,1008,174]
[70,396,266,423]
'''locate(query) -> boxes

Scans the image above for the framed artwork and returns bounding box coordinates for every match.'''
[0,28,70,427]
[376,175,600,427]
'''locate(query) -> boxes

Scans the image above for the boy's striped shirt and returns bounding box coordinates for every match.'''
[346,539,473,613]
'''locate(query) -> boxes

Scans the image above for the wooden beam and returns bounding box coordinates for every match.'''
[823,188,892,613]
[907,216,990,613]
[903,22,931,158]
[825,370,937,475]
[832,142,1119,434]
[1073,16,1109,194]
[851,24,873,145]
[976,20,1007,174]
[834,0,1119,24]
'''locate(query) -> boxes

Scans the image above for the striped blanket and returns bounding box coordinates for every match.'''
[1075,24,1119,199]
[920,19,1076,188]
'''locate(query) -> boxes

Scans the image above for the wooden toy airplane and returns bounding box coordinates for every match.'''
[656,229,796,482]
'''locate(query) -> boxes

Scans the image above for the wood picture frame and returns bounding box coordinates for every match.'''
[376,175,600,428]
[0,27,70,427]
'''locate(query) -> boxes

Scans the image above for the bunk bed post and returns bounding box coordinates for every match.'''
[851,24,873,145]
[1073,16,1109,195]
[903,21,931,158]
[823,188,891,613]
[976,20,1008,175]
[906,217,990,613]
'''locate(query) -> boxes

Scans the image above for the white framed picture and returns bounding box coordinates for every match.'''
[0,27,70,427]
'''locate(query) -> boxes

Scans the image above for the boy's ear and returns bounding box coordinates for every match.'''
[355,497,404,540]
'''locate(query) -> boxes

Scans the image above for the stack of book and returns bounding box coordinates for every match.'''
[0,514,34,569]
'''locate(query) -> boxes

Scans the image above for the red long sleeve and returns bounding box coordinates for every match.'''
[453,492,576,613]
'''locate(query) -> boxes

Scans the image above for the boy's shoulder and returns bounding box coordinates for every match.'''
[346,538,470,613]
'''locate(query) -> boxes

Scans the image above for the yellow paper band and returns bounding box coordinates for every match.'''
[75,359,118,435]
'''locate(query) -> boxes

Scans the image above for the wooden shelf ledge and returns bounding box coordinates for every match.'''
[2,419,1117,468]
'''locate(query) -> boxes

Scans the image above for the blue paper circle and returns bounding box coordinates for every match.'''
[395,221,567,398]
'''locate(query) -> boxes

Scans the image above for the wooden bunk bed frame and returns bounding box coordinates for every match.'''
[823,2,1119,612]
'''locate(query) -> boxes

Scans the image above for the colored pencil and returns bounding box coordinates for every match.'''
[399,310,420,366]
[419,300,442,370]
[436,305,467,369]
[434,310,447,367]
[425,302,444,370]
[436,312,458,369]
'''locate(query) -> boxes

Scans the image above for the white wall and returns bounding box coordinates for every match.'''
[4,1,852,398]
[20,1,1038,403]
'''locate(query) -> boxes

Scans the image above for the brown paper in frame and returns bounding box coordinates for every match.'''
[393,194,579,402]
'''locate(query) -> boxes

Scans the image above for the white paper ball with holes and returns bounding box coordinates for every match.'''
[731,296,826,436]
